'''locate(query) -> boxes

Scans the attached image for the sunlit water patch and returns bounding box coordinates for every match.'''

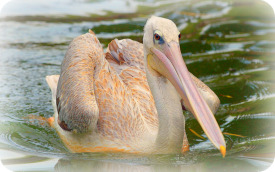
[250,40,275,53]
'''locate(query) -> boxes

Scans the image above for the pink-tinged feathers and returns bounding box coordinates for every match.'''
[46,28,221,154]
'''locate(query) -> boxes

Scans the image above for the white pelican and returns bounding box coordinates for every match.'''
[46,16,226,156]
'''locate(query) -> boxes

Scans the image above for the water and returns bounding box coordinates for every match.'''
[0,0,275,171]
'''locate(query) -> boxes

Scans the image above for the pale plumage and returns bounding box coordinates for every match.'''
[46,16,225,155]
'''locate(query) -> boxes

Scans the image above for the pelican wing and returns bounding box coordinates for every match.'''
[106,39,145,71]
[55,31,102,133]
[95,39,159,133]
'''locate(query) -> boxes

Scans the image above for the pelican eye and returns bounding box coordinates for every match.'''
[154,33,160,40]
[178,33,181,39]
[153,33,164,44]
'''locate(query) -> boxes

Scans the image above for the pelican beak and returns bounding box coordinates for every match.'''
[150,41,226,157]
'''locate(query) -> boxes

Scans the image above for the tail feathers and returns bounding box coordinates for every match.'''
[46,75,60,99]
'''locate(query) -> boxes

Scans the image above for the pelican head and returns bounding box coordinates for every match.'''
[143,16,226,157]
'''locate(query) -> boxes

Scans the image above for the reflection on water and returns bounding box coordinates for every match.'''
[1,0,275,171]
[53,156,270,172]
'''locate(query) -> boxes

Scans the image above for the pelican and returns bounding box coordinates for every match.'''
[46,16,226,156]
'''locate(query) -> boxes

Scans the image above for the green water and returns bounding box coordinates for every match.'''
[0,0,275,171]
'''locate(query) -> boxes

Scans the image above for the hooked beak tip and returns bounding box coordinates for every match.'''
[220,145,226,158]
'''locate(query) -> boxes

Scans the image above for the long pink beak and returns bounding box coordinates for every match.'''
[151,41,226,157]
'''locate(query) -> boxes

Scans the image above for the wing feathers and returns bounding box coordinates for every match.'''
[56,33,102,133]
[107,39,144,70]
[108,39,126,64]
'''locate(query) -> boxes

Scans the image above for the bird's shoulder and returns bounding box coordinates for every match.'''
[103,38,150,95]
[106,39,144,71]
